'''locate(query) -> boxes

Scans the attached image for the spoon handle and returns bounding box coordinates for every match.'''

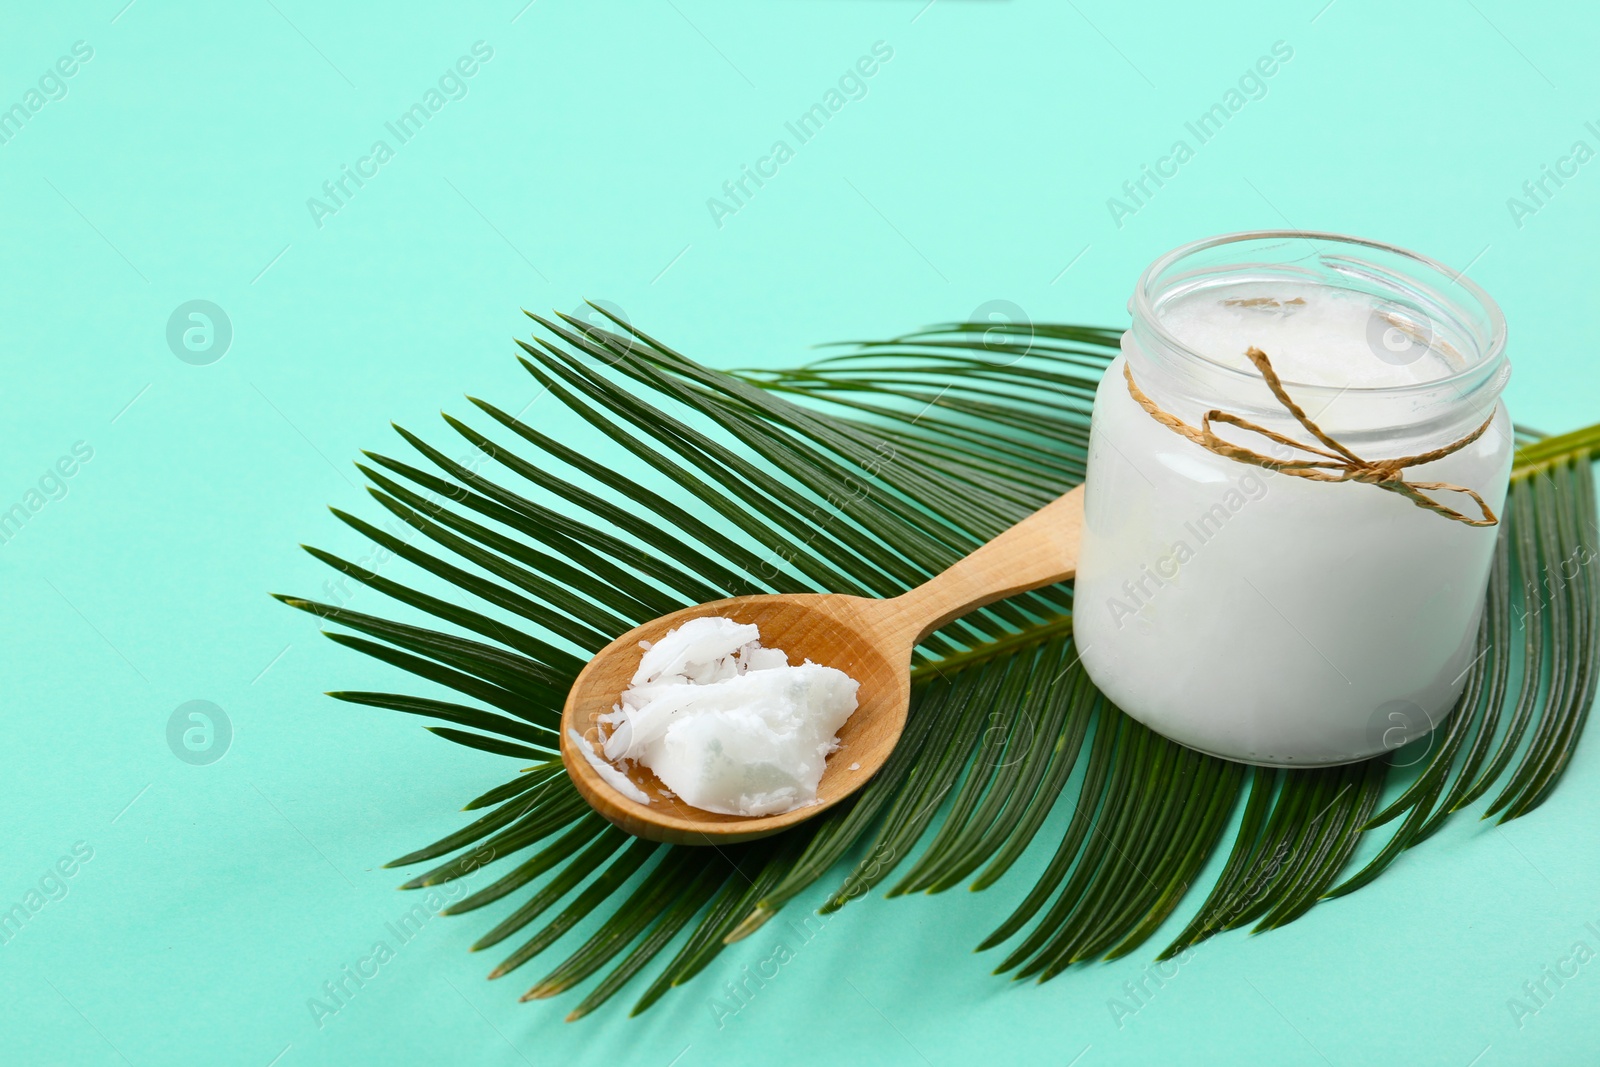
[890,484,1085,643]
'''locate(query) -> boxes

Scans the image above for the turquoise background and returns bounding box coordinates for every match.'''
[3,1,1598,1064]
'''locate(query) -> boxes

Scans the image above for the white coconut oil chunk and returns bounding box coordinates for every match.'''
[600,616,859,817]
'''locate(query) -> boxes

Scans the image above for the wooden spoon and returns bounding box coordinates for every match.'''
[559,485,1085,844]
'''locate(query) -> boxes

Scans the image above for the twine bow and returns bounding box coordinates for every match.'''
[1124,346,1498,527]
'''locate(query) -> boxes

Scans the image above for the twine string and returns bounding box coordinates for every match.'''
[1123,346,1498,527]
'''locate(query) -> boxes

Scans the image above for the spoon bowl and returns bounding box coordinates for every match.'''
[561,593,911,843]
[559,485,1085,844]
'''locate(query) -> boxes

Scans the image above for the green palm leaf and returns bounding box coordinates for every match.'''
[278,308,1600,1020]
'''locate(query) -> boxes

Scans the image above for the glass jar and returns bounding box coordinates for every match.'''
[1073,231,1511,766]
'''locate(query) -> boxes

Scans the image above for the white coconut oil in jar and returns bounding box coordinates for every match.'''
[1073,231,1512,766]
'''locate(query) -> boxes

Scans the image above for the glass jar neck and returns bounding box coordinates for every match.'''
[1124,231,1510,456]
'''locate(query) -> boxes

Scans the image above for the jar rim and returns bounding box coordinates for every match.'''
[1131,230,1508,396]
